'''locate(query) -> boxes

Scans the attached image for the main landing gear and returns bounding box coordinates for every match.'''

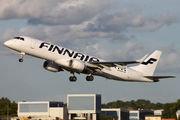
[69,72,77,82]
[69,72,94,82]
[19,52,25,62]
[86,75,94,81]
[69,76,77,82]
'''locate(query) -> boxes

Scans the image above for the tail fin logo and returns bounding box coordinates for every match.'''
[141,58,157,65]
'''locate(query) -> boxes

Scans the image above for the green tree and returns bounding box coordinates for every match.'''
[135,99,151,109]
[129,100,138,109]
[9,101,17,116]
[154,102,163,109]
[162,103,176,118]
[98,114,113,120]
[0,97,17,117]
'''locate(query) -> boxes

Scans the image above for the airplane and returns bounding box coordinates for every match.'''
[4,36,175,82]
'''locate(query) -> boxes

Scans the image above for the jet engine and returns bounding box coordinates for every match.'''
[69,59,86,72]
[43,60,63,72]
[54,59,86,73]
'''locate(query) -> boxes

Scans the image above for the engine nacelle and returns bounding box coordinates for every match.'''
[55,59,86,73]
[43,61,63,72]
[69,59,86,72]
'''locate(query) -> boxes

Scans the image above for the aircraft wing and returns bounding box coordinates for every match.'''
[85,54,148,71]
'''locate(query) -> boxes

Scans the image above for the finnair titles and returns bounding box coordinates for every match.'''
[39,42,100,62]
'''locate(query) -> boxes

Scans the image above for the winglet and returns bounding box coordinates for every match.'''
[136,54,148,63]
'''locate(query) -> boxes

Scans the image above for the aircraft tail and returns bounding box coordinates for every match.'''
[130,50,162,76]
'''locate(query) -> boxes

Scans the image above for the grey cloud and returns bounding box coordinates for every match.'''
[83,12,134,32]
[83,10,178,33]
[83,13,129,32]
[109,34,136,43]
[1,27,48,41]
[27,0,113,25]
[111,41,150,61]
[0,0,53,19]
[1,0,178,34]
[158,44,180,73]
[138,13,178,32]
[0,0,113,25]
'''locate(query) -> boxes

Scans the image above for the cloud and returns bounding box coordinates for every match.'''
[109,34,136,43]
[83,10,178,33]
[138,12,178,32]
[0,0,113,25]
[158,44,180,73]
[1,0,178,29]
[1,26,48,42]
[0,0,51,19]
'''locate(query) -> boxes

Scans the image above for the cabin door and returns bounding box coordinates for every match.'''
[30,38,36,49]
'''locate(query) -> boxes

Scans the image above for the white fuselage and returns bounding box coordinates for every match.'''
[4,36,153,82]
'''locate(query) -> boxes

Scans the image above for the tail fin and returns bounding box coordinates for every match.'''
[131,50,162,75]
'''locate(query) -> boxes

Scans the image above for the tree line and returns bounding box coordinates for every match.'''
[0,97,180,119]
[0,97,17,117]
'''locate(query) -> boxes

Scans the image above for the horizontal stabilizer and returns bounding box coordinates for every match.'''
[144,76,175,79]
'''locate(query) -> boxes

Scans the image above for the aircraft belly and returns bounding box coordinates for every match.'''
[94,68,126,81]
[95,68,148,82]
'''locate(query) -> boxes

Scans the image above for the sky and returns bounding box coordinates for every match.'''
[0,0,180,104]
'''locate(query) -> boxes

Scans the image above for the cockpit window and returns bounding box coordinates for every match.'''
[14,37,20,39]
[20,37,24,40]
[13,37,24,41]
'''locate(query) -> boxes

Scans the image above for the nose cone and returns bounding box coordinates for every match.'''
[4,40,11,47]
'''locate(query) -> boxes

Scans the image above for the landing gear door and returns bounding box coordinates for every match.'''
[30,38,36,49]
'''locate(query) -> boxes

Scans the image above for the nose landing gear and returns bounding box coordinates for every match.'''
[19,52,25,62]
